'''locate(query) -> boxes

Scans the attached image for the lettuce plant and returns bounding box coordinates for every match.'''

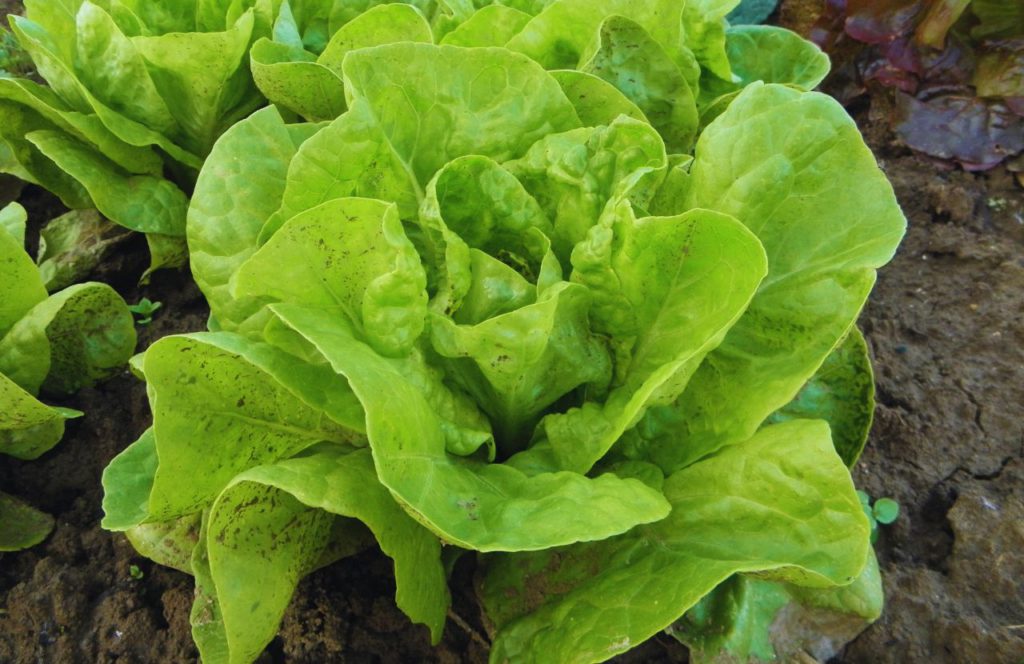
[812,0,1024,171]
[0,0,283,272]
[0,201,136,551]
[101,3,905,663]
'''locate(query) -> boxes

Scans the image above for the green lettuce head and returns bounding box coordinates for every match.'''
[0,0,283,272]
[101,10,905,664]
[0,201,135,551]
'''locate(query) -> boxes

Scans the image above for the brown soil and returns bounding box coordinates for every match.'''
[2,5,1023,664]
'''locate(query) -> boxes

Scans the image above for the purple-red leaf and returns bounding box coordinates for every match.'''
[893,93,1024,170]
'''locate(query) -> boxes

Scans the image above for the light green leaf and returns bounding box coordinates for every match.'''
[0,99,93,208]
[0,371,79,460]
[0,208,46,337]
[142,232,189,279]
[73,2,178,136]
[431,281,611,448]
[318,4,433,75]
[416,154,555,317]
[681,0,740,80]
[250,38,346,122]
[673,550,883,663]
[504,116,665,261]
[190,516,230,664]
[222,447,449,644]
[207,477,334,664]
[16,2,92,111]
[234,197,428,358]
[131,9,259,155]
[11,13,203,170]
[636,83,906,472]
[269,303,671,552]
[768,326,875,467]
[274,99,423,223]
[581,15,698,152]
[440,5,531,47]
[726,25,830,90]
[549,70,647,128]
[143,333,364,520]
[339,42,581,186]
[543,206,766,473]
[506,0,686,71]
[0,201,27,246]
[701,25,831,107]
[188,107,317,332]
[27,129,188,236]
[37,209,132,291]
[0,281,136,396]
[126,513,202,575]
[481,420,870,663]
[101,427,158,531]
[0,491,54,551]
[0,77,165,175]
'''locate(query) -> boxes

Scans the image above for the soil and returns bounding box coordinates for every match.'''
[1,3,1023,663]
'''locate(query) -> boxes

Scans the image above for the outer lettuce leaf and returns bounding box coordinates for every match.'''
[207,447,449,663]
[126,513,202,576]
[699,25,831,126]
[142,333,365,520]
[0,371,81,461]
[0,98,92,208]
[269,303,671,552]
[27,129,188,236]
[768,326,875,467]
[206,476,335,664]
[0,490,55,551]
[633,83,905,472]
[101,427,159,531]
[480,420,870,663]
[36,209,132,292]
[0,214,48,335]
[0,201,27,246]
[0,282,136,396]
[673,550,883,664]
[0,77,163,175]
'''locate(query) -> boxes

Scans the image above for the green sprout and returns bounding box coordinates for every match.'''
[857,490,900,542]
[128,298,162,326]
[128,564,144,580]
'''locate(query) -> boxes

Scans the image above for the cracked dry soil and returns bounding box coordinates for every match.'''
[0,8,1022,664]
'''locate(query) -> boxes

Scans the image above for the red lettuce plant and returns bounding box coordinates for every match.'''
[813,0,1024,172]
